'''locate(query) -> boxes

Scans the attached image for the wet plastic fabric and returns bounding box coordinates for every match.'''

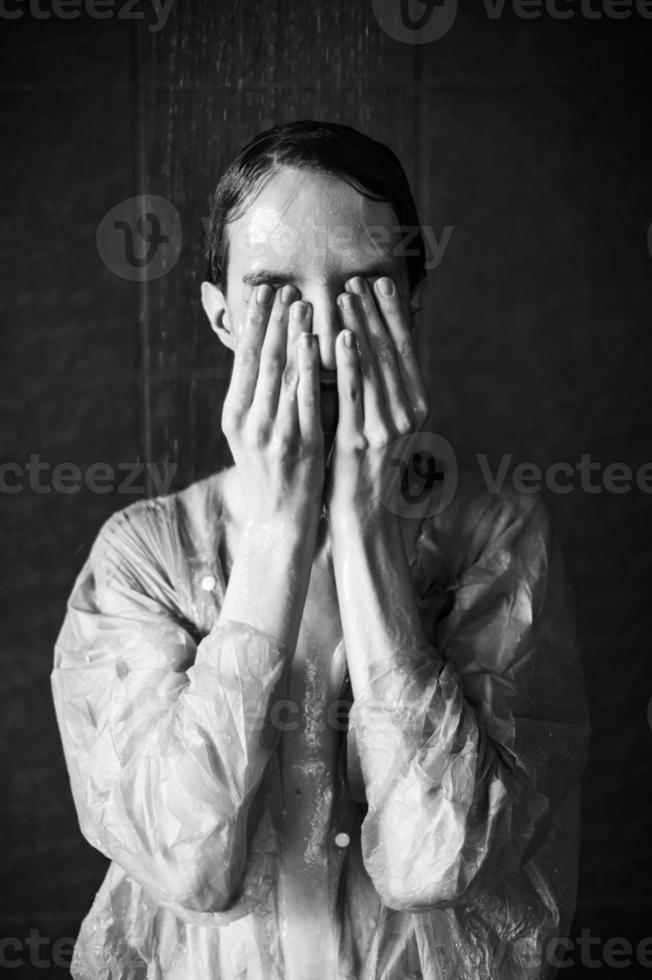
[51,471,591,979]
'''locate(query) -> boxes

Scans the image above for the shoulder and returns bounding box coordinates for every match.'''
[89,469,230,589]
[420,466,554,582]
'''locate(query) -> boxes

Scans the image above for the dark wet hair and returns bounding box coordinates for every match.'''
[204,119,426,295]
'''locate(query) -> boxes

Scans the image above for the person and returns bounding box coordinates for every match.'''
[51,120,591,980]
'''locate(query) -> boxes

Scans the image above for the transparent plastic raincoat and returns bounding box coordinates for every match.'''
[51,470,591,979]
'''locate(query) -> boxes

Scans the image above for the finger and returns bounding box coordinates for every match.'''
[372,276,430,423]
[296,333,322,449]
[337,290,388,437]
[224,284,272,420]
[347,277,413,431]
[286,298,310,373]
[250,284,298,422]
[224,286,272,414]
[276,300,311,438]
[334,328,363,441]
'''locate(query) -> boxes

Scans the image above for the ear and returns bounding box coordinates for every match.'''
[409,278,428,331]
[201,281,234,351]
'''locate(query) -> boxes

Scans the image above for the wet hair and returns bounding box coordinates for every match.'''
[204,119,426,295]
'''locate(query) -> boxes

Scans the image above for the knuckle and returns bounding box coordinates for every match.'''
[299,384,316,409]
[395,411,413,432]
[262,350,285,374]
[396,338,414,361]
[247,306,265,327]
[255,428,271,449]
[245,417,271,448]
[268,430,287,454]
[370,426,390,447]
[221,405,239,434]
[346,385,360,402]
[414,396,430,422]
[282,364,297,388]
[237,344,258,366]
[372,339,395,362]
[350,433,368,454]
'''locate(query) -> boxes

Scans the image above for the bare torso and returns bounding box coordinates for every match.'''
[277,530,345,980]
[218,469,346,980]
[217,465,423,978]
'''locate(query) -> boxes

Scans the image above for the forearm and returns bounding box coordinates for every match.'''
[219,508,320,653]
[53,615,289,918]
[330,505,575,912]
[330,513,429,698]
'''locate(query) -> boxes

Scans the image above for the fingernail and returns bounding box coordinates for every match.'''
[281,285,295,304]
[338,294,356,312]
[344,330,354,349]
[292,301,307,321]
[256,284,272,305]
[377,278,394,297]
[349,277,365,294]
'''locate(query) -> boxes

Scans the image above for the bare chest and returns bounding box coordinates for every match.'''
[272,549,348,976]
[280,549,345,832]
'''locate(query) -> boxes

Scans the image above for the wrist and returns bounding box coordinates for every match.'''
[244,505,321,539]
[222,515,317,651]
[329,503,399,539]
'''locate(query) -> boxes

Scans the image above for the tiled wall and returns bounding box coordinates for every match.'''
[2,4,650,977]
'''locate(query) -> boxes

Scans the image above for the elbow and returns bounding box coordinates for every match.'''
[163,821,249,915]
[363,824,552,912]
[79,822,245,916]
[362,812,473,912]
[161,848,247,916]
[367,849,501,912]
[88,815,249,917]
[361,797,513,912]
[366,858,470,912]
[168,876,242,916]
